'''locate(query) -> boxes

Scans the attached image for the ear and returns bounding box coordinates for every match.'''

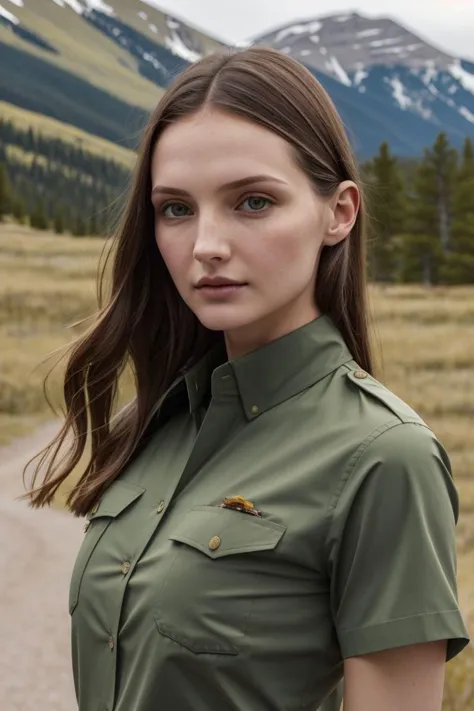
[323,180,360,246]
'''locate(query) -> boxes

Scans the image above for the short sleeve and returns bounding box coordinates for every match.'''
[326,422,470,661]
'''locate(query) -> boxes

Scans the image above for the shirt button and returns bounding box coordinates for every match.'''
[208,536,221,551]
[120,561,131,575]
[250,405,259,415]
[354,370,368,379]
[108,636,115,651]
[157,500,165,514]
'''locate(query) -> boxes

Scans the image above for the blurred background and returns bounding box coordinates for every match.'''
[0,0,473,709]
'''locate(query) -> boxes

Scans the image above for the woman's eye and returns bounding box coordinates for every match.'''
[240,196,272,213]
[162,203,192,218]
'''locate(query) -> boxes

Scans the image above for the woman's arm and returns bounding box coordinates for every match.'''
[343,640,447,711]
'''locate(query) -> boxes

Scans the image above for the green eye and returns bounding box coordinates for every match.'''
[162,203,191,218]
[241,197,272,212]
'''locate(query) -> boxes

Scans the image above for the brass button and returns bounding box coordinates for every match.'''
[250,405,259,415]
[83,521,90,533]
[208,536,221,551]
[108,636,115,650]
[354,370,368,379]
[120,561,131,575]
[157,500,165,514]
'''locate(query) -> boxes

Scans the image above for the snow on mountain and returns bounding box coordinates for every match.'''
[254,12,454,73]
[1,2,474,156]
[0,0,210,64]
[252,11,474,149]
[51,0,115,14]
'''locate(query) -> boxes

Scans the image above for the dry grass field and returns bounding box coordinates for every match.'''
[1,222,473,707]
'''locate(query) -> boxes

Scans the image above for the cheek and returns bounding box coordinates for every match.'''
[155,231,188,282]
[255,212,323,275]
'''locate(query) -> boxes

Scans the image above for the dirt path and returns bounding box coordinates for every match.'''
[0,421,83,711]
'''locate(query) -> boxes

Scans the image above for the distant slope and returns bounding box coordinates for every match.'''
[0,0,164,110]
[0,102,136,167]
[0,42,149,149]
[253,12,474,154]
[0,0,223,109]
[2,1,474,156]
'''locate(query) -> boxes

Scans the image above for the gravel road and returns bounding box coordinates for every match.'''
[0,420,83,711]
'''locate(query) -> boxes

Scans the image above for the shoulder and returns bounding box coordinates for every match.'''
[340,361,426,427]
[326,362,458,519]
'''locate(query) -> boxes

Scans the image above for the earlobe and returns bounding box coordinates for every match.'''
[324,224,350,247]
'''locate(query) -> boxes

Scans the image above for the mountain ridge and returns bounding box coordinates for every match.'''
[1,1,474,156]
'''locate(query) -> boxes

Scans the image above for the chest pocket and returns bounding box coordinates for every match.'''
[68,481,145,615]
[154,505,287,655]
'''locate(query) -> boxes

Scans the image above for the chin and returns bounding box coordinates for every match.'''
[194,305,260,333]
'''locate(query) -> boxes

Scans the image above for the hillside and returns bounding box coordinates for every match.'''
[1,2,474,155]
[0,101,136,166]
[0,0,222,147]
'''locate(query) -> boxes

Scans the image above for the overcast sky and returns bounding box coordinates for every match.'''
[147,0,474,60]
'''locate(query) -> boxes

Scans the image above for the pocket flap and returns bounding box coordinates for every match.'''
[169,505,286,558]
[87,481,145,520]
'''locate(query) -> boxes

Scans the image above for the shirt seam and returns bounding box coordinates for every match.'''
[323,420,431,571]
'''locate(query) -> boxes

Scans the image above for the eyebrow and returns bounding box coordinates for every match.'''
[151,174,287,199]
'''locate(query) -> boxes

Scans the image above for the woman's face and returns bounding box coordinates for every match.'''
[151,107,358,356]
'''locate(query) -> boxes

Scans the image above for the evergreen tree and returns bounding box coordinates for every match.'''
[365,142,407,282]
[11,197,26,224]
[443,138,474,283]
[72,215,87,237]
[30,199,49,230]
[88,210,98,236]
[53,205,65,234]
[398,132,457,284]
[0,161,11,221]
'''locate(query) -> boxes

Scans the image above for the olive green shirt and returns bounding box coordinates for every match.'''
[69,315,470,711]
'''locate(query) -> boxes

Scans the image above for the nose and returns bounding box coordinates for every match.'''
[193,212,231,264]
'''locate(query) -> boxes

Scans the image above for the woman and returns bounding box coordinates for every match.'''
[25,47,469,711]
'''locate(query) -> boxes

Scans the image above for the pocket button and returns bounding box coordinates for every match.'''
[208,536,221,551]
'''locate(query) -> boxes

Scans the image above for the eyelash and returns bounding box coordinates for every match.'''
[157,194,275,219]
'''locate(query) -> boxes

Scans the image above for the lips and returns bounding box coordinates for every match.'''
[194,279,247,298]
[195,278,246,288]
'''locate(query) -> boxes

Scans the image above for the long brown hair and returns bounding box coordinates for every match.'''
[23,46,374,517]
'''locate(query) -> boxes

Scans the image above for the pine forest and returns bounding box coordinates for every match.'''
[1,117,474,285]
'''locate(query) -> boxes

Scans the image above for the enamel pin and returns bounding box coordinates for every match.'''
[220,495,262,517]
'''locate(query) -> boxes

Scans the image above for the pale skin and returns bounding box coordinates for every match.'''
[150,106,448,709]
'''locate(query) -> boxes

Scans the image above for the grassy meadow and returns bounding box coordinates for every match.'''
[1,222,473,706]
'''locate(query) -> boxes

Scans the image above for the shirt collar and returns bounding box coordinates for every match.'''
[184,314,354,421]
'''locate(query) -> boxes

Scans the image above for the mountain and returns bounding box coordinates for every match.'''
[252,12,474,155]
[1,2,474,156]
[0,0,223,148]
